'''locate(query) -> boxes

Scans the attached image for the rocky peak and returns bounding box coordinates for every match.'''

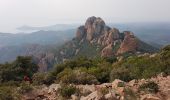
[73,16,156,58]
[76,16,106,41]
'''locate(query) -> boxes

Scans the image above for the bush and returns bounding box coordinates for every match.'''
[139,81,159,93]
[74,69,99,84]
[57,68,76,84]
[59,84,78,98]
[110,67,133,82]
[99,87,109,95]
[57,68,99,84]
[18,82,33,94]
[32,72,54,85]
[0,56,38,82]
[0,86,20,100]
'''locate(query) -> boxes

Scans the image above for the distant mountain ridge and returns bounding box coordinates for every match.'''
[17,24,78,31]
[0,29,75,47]
[0,17,167,72]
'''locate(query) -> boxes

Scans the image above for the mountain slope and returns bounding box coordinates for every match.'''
[54,16,158,63]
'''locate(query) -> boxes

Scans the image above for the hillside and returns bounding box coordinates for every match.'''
[0,17,159,72]
[0,44,169,100]
[54,16,158,63]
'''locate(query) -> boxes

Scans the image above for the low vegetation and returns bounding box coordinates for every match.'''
[0,45,169,99]
[139,81,159,93]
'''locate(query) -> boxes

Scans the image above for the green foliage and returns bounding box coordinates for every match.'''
[110,48,170,81]
[99,87,109,95]
[18,82,33,94]
[110,67,133,82]
[160,45,170,74]
[57,68,99,84]
[0,86,20,100]
[0,56,38,83]
[32,72,54,85]
[59,84,78,98]
[51,56,113,84]
[139,81,159,93]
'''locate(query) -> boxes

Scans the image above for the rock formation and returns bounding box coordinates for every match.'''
[21,74,170,100]
[75,16,146,57]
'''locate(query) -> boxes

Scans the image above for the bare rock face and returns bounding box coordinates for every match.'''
[101,44,114,57]
[85,16,105,41]
[75,16,139,57]
[76,26,86,39]
[98,27,120,46]
[73,16,156,58]
[117,31,138,54]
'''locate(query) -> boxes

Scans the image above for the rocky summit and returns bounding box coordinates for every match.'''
[20,16,157,71]
[67,16,157,58]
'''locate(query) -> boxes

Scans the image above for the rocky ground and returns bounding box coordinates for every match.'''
[22,74,170,100]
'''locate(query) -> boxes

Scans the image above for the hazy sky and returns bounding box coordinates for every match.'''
[0,0,170,33]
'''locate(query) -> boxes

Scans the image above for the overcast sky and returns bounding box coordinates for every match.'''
[0,0,170,33]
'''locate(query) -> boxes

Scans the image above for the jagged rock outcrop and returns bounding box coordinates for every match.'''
[21,75,170,100]
[85,16,105,41]
[56,16,157,64]
[75,16,143,57]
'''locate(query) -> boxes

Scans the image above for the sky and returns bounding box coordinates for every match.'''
[0,0,170,33]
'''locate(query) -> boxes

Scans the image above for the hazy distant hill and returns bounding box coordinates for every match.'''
[0,29,75,47]
[17,23,170,47]
[17,24,78,31]
[110,22,170,47]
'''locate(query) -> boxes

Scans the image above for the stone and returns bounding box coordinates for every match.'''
[104,92,117,100]
[80,91,102,100]
[141,94,161,100]
[128,79,137,87]
[48,84,61,94]
[112,79,125,89]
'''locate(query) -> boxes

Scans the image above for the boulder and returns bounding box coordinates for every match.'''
[80,91,102,100]
[112,79,125,89]
[104,92,117,100]
[141,94,161,100]
[48,84,61,94]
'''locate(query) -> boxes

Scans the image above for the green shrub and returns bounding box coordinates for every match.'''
[59,84,77,98]
[117,82,125,87]
[110,67,133,82]
[18,82,33,94]
[57,68,99,84]
[57,68,76,84]
[74,69,99,84]
[99,87,109,95]
[0,86,20,100]
[139,81,159,93]
[32,72,54,85]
